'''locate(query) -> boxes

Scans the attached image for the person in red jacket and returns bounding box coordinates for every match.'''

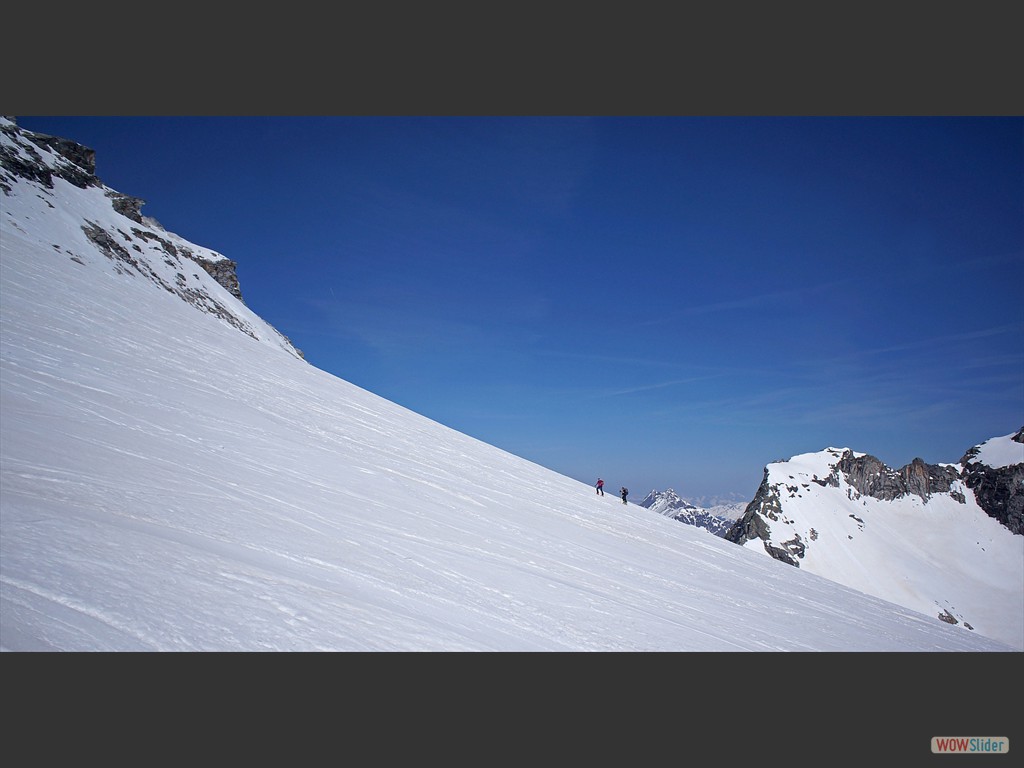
[595,478,605,496]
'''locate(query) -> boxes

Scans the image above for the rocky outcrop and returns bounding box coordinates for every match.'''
[0,118,98,191]
[725,431,1023,568]
[816,450,960,503]
[194,256,243,302]
[127,224,244,303]
[830,451,906,500]
[723,470,788,554]
[25,131,96,179]
[901,457,960,500]
[2,116,302,359]
[108,191,146,223]
[2,117,245,301]
[960,427,1024,534]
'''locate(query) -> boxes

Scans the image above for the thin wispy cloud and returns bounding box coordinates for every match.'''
[591,374,730,398]
[631,279,854,328]
[806,323,1024,364]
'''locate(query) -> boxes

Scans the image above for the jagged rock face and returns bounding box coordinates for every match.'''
[1,117,243,302]
[109,192,146,223]
[24,132,96,178]
[0,120,97,191]
[817,450,960,502]
[962,463,1024,534]
[960,427,1024,534]
[195,255,244,302]
[830,451,906,500]
[723,471,798,562]
[901,457,960,500]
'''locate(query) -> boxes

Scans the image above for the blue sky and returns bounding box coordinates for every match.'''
[14,116,1023,502]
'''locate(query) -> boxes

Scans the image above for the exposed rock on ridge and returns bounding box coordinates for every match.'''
[722,469,798,563]
[802,449,961,503]
[0,120,98,192]
[1,116,302,359]
[1,117,244,301]
[725,430,1024,561]
[960,427,1024,534]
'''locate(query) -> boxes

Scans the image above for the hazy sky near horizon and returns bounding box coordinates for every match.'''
[13,116,1022,500]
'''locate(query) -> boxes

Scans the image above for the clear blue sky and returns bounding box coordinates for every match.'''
[14,116,1023,502]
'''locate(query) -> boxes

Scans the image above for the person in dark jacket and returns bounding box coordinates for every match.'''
[596,478,605,496]
[620,487,628,504]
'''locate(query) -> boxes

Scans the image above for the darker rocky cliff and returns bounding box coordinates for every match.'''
[722,471,800,564]
[804,449,961,503]
[960,427,1024,534]
[0,121,98,192]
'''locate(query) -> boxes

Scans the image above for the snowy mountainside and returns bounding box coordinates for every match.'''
[0,117,301,359]
[1,116,1017,652]
[637,489,739,536]
[724,439,1024,649]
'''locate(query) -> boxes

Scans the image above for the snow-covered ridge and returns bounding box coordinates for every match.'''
[0,116,301,359]
[964,429,1024,470]
[724,439,1023,649]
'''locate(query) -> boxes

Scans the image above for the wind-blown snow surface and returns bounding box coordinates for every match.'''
[0,120,1016,651]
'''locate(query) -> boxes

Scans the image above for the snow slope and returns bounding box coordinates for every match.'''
[731,447,1023,649]
[0,117,1016,651]
[970,430,1024,469]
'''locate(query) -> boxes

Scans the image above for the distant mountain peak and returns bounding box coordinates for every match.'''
[637,488,741,537]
